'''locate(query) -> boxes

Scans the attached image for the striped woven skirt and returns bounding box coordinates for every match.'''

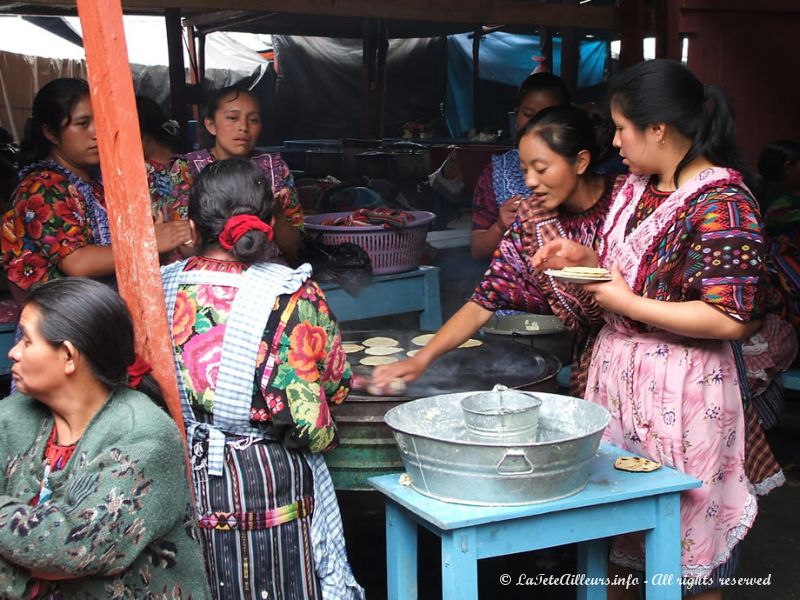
[191,432,322,600]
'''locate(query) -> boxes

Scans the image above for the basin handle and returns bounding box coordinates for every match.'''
[496,450,534,475]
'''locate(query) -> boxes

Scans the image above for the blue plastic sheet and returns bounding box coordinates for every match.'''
[445,32,608,137]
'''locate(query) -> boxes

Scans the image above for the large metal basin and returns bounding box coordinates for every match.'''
[384,391,609,506]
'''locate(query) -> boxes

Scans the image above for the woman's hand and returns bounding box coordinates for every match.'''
[153,213,192,253]
[372,356,427,390]
[582,264,638,315]
[497,196,522,230]
[532,239,598,270]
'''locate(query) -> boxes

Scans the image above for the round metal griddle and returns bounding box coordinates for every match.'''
[344,330,561,400]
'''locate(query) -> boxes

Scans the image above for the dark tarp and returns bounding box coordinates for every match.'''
[272,35,447,141]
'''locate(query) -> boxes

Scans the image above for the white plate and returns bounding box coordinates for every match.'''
[544,269,612,284]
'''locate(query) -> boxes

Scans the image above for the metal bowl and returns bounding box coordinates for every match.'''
[384,391,610,506]
[460,390,541,441]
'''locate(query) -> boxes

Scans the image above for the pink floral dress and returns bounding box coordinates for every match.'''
[587,168,762,578]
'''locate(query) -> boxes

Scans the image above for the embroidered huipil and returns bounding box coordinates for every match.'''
[1,161,110,290]
[170,150,305,231]
[586,168,765,578]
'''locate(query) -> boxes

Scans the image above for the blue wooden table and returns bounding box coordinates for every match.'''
[369,443,700,600]
[320,265,442,330]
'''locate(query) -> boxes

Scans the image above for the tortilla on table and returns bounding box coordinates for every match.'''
[406,349,419,357]
[613,456,662,473]
[363,336,400,347]
[457,338,483,349]
[343,343,365,354]
[359,355,400,366]
[364,346,404,356]
[411,333,436,347]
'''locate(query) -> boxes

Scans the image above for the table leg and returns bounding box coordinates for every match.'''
[385,500,419,600]
[441,527,478,600]
[577,538,608,600]
[645,492,682,600]
[418,267,442,330]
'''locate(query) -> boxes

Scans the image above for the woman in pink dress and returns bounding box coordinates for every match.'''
[534,60,772,599]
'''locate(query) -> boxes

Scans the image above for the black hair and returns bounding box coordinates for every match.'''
[758,140,800,183]
[136,95,182,154]
[19,78,90,167]
[203,85,259,124]
[188,158,276,263]
[608,59,743,185]
[517,104,614,171]
[516,72,571,109]
[23,277,165,406]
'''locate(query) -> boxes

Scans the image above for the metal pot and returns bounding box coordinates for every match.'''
[461,389,542,440]
[353,151,391,179]
[384,391,610,505]
[386,141,431,181]
[305,149,343,177]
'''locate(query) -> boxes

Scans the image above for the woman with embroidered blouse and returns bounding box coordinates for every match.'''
[161,158,362,600]
[0,78,192,302]
[373,105,617,396]
[533,60,779,599]
[0,277,211,599]
[170,85,304,266]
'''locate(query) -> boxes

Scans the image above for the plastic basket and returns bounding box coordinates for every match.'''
[304,210,435,275]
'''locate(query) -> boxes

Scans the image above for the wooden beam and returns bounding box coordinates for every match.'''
[373,19,388,139]
[165,8,190,151]
[655,0,681,61]
[681,0,800,13]
[76,0,185,436]
[360,18,375,139]
[539,25,553,72]
[472,28,481,132]
[619,0,645,67]
[8,0,620,29]
[560,27,579,98]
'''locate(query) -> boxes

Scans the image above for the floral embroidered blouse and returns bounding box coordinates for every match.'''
[1,165,104,290]
[173,256,350,453]
[147,157,186,222]
[170,150,305,231]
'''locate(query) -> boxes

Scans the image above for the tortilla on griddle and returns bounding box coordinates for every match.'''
[363,336,400,347]
[364,346,403,356]
[411,333,435,347]
[359,355,400,366]
[457,338,483,349]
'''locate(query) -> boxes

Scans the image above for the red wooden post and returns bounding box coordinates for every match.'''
[76,0,184,436]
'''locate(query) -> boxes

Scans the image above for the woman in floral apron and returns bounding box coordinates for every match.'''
[161,158,362,600]
[534,60,779,599]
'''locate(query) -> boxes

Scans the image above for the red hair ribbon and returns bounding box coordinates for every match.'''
[218,215,274,250]
[127,354,152,389]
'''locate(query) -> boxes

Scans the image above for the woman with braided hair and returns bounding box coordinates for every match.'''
[161,158,362,600]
